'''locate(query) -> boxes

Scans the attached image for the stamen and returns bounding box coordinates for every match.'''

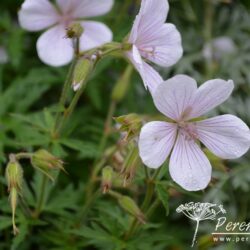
[178,122,198,141]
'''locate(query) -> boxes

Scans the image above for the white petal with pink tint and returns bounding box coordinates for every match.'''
[169,133,212,191]
[153,75,197,121]
[138,23,183,67]
[188,79,234,119]
[37,25,74,66]
[127,47,163,93]
[56,0,114,18]
[129,0,169,44]
[79,21,112,51]
[139,121,177,168]
[18,0,59,31]
[196,115,250,159]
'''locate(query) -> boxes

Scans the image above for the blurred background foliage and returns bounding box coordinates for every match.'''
[1,0,250,249]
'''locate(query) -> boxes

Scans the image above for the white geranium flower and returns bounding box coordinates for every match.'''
[139,75,250,191]
[125,0,183,93]
[18,0,114,66]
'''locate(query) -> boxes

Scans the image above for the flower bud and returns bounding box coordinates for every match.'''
[5,156,23,235]
[120,146,140,186]
[118,196,145,224]
[5,155,23,192]
[72,58,93,91]
[101,166,113,194]
[31,149,65,180]
[112,65,133,102]
[10,187,19,235]
[114,114,142,142]
[66,23,84,39]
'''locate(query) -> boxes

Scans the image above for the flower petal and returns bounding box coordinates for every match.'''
[139,121,177,168]
[196,115,250,159]
[188,79,234,119]
[153,75,197,121]
[169,133,212,191]
[18,0,59,31]
[79,21,113,51]
[37,25,74,66]
[127,46,163,93]
[129,0,169,44]
[56,0,114,18]
[138,23,183,67]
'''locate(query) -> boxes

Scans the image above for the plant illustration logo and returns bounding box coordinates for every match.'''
[176,202,226,247]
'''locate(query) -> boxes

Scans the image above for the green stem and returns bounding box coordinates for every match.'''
[204,0,215,78]
[143,165,150,180]
[54,58,77,134]
[97,100,117,158]
[85,100,117,198]
[141,180,155,211]
[55,79,88,135]
[128,199,161,238]
[76,189,101,225]
[34,174,47,218]
[145,199,161,218]
[125,166,162,239]
[15,152,33,160]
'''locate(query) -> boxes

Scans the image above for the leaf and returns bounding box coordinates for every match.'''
[155,183,169,216]
[0,216,12,230]
[60,138,98,159]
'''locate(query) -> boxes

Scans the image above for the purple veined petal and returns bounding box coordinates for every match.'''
[153,75,197,121]
[129,0,169,44]
[195,115,250,159]
[187,79,234,119]
[79,21,113,51]
[37,25,74,67]
[126,47,163,93]
[169,132,212,191]
[18,0,59,31]
[138,23,183,67]
[139,121,177,168]
[56,0,114,18]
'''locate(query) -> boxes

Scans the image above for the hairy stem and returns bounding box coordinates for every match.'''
[124,167,162,239]
[85,100,117,199]
[15,152,33,160]
[34,174,47,218]
[53,59,77,135]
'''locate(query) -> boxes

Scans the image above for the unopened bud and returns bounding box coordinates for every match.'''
[114,114,142,142]
[72,58,93,91]
[31,149,65,181]
[121,146,140,186]
[5,155,23,191]
[10,188,19,235]
[118,196,145,224]
[101,166,113,194]
[66,23,84,38]
[112,65,133,102]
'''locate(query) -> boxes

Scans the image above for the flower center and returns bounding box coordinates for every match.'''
[178,121,198,141]
[139,46,155,58]
[60,13,74,27]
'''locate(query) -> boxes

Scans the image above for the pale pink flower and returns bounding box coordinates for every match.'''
[139,75,250,191]
[126,0,183,93]
[18,0,113,66]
